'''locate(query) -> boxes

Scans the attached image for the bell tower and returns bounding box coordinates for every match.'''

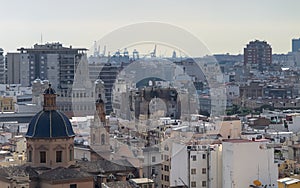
[90,94,111,159]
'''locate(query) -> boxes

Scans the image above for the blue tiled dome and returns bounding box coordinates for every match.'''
[25,110,75,138]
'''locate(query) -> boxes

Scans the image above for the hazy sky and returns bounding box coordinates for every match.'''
[0,0,299,54]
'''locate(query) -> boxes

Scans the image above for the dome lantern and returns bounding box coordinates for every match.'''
[43,84,57,111]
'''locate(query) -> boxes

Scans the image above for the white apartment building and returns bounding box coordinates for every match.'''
[285,113,300,133]
[169,142,222,188]
[222,139,278,188]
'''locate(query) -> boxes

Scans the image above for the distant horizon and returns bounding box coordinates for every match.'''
[2,39,296,57]
[0,0,299,55]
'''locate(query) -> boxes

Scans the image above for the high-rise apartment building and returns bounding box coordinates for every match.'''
[6,53,21,84]
[7,43,88,117]
[98,63,123,114]
[0,48,5,84]
[244,40,272,72]
[292,38,300,52]
[17,43,87,89]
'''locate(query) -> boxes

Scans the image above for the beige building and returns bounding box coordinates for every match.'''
[0,96,15,112]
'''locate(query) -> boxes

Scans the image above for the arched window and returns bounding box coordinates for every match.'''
[108,174,116,180]
[164,145,169,151]
[101,134,105,145]
[69,149,73,161]
[40,151,46,163]
[127,172,135,179]
[92,134,96,143]
[28,150,32,162]
[56,151,62,163]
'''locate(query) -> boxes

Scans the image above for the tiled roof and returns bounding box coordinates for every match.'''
[78,159,136,174]
[0,165,93,182]
[0,165,38,178]
[39,167,92,181]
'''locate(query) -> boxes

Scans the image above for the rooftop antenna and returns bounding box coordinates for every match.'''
[102,45,106,57]
[98,45,100,56]
[94,41,97,57]
[40,33,43,44]
[150,44,157,58]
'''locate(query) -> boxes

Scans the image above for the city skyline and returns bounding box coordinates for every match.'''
[2,1,300,187]
[0,0,299,55]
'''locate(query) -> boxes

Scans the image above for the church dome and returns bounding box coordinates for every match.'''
[25,84,75,138]
[26,110,75,138]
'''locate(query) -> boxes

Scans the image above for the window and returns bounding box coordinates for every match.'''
[202,168,206,174]
[70,184,77,188]
[69,149,73,161]
[92,133,96,144]
[151,166,156,175]
[152,156,156,163]
[191,181,196,187]
[40,151,46,163]
[164,155,169,161]
[202,181,207,187]
[164,145,169,151]
[191,168,196,174]
[56,151,62,163]
[191,155,196,161]
[164,165,169,172]
[202,154,206,159]
[101,134,105,145]
[28,150,32,162]
[127,173,135,179]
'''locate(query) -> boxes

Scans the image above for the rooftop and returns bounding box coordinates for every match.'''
[130,178,154,184]
[77,159,136,174]
[39,167,92,181]
[278,177,300,185]
[103,181,133,188]
[222,138,270,143]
